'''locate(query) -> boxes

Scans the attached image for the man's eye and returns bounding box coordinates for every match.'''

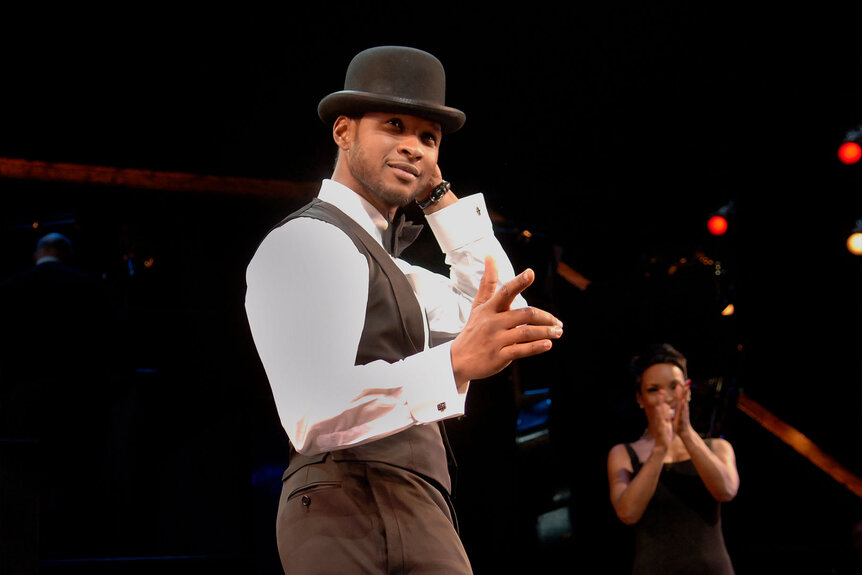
[387,118,403,129]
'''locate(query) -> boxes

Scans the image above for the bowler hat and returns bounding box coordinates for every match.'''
[318,46,466,134]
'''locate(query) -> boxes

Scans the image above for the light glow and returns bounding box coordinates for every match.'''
[838,141,862,165]
[707,215,728,236]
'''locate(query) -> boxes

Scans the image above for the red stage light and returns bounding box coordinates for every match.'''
[838,141,862,165]
[707,215,728,236]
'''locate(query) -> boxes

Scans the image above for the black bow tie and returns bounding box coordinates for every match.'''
[386,213,423,257]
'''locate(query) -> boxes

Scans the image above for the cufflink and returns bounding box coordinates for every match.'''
[437,402,446,412]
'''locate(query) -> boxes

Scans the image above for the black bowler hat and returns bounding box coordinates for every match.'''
[318,46,466,134]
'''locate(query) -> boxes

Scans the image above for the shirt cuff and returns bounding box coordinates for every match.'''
[401,341,467,423]
[425,193,494,253]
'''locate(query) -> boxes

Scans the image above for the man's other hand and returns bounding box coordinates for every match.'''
[450,256,563,387]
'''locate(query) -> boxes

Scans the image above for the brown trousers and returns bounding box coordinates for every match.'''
[276,456,472,574]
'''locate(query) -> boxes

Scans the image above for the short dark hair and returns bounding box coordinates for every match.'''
[630,343,688,390]
[35,232,73,262]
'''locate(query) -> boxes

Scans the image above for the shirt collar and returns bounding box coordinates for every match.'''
[35,256,61,265]
[318,179,389,248]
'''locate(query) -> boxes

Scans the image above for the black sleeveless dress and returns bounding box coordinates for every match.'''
[625,442,735,574]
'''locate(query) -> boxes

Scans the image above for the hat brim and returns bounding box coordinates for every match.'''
[318,91,466,134]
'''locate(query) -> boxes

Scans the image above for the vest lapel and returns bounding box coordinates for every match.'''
[295,199,426,356]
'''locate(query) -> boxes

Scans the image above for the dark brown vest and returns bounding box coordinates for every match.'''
[275,199,452,494]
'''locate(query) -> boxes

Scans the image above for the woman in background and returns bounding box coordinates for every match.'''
[607,343,739,574]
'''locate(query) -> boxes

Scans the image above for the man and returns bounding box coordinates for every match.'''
[0,232,119,559]
[245,46,563,574]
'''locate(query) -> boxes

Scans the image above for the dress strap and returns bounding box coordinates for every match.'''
[623,443,642,474]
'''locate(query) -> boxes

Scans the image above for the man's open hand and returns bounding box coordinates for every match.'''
[450,256,563,387]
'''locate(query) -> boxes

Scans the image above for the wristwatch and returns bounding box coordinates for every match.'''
[416,180,451,210]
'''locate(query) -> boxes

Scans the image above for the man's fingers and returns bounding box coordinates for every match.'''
[498,316,564,363]
[472,255,499,310]
[495,305,563,331]
[490,267,535,311]
[499,339,555,363]
[455,260,563,383]
[501,323,563,347]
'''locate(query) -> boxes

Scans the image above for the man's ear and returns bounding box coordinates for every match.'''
[333,116,353,152]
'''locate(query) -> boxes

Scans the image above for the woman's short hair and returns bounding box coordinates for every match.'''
[630,343,688,390]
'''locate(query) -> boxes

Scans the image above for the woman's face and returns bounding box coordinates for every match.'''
[637,362,688,417]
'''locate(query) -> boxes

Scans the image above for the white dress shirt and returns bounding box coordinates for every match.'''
[245,179,526,455]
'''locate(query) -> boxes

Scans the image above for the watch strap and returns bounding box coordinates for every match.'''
[416,180,451,210]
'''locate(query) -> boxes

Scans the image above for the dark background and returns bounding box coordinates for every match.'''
[1,4,860,574]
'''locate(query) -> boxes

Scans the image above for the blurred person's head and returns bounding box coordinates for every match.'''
[34,232,73,264]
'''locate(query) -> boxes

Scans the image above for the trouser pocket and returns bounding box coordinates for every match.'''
[286,480,341,510]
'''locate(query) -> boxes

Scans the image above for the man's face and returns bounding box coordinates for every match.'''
[344,112,442,214]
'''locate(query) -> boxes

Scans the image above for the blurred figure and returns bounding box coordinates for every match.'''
[606,343,739,574]
[0,231,118,558]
